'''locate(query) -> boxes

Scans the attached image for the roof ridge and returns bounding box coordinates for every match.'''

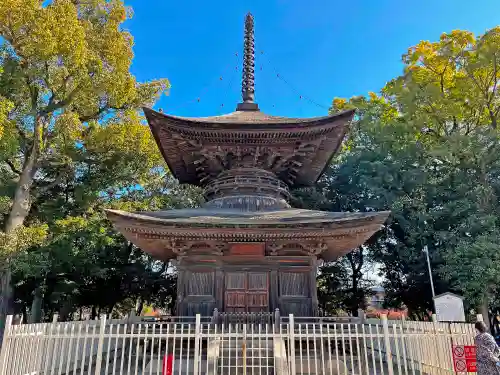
[142,107,355,125]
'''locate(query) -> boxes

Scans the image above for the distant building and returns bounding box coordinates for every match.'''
[365,286,407,319]
[368,286,385,309]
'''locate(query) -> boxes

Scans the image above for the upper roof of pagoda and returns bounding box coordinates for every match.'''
[144,107,355,188]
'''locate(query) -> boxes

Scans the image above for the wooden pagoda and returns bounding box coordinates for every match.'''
[107,13,389,317]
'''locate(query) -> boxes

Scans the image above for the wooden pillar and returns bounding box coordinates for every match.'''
[175,258,187,316]
[310,256,319,316]
[215,267,224,311]
[270,267,279,312]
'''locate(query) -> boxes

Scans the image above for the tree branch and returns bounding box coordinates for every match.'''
[4,159,21,175]
[34,173,67,193]
[79,104,129,123]
[39,84,82,116]
[14,123,27,142]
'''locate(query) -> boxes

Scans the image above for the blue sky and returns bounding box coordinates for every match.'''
[124,0,500,119]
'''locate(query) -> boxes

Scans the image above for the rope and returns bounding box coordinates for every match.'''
[219,64,239,114]
[259,50,331,111]
[165,52,240,113]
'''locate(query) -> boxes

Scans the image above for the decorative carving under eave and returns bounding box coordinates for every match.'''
[267,240,328,256]
[124,223,380,238]
[149,114,351,187]
[299,241,328,255]
[214,242,229,255]
[167,239,191,256]
[268,242,285,256]
[164,239,229,256]
[187,143,320,184]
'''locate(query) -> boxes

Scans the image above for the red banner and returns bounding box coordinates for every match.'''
[452,345,476,373]
[162,354,173,375]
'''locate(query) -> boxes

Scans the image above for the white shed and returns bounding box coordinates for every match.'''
[434,292,465,322]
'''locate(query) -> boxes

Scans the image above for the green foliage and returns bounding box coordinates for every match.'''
[0,224,48,264]
[0,0,176,323]
[325,27,500,317]
[0,0,170,228]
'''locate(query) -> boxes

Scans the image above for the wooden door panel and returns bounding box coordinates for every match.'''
[226,292,246,307]
[225,272,246,289]
[224,272,269,312]
[279,272,309,296]
[247,292,267,307]
[248,272,267,290]
[187,272,214,296]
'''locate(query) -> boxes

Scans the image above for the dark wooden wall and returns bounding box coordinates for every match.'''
[175,255,318,317]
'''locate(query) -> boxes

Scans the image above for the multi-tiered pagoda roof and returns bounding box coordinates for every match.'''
[106,13,389,263]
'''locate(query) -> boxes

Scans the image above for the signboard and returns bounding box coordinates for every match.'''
[452,345,476,373]
[435,293,466,322]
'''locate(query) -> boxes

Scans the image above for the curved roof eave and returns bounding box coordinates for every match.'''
[142,107,356,130]
[106,208,390,227]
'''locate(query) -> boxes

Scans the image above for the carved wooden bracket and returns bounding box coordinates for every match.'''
[175,141,321,182]
[166,239,229,256]
[299,241,328,255]
[268,242,285,256]
[267,240,328,256]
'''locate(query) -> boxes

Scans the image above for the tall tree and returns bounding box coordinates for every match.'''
[331,27,500,320]
[0,0,168,332]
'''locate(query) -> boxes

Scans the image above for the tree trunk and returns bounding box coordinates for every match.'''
[29,285,44,323]
[480,297,490,329]
[4,140,39,233]
[22,305,28,324]
[0,142,39,341]
[91,306,97,320]
[59,299,74,322]
[135,297,144,316]
[350,273,359,316]
[107,304,115,318]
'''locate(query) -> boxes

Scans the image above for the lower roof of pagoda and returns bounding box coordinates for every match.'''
[143,107,355,188]
[106,208,390,262]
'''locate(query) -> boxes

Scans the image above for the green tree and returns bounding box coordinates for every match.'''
[0,0,169,329]
[330,27,500,320]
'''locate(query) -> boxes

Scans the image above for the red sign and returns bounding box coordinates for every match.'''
[452,345,476,373]
[162,354,173,375]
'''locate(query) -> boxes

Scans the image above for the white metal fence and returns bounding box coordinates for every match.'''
[0,314,476,375]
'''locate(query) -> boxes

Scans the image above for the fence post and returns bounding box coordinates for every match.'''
[432,314,446,372]
[274,309,280,333]
[212,308,219,324]
[288,314,296,375]
[381,314,395,375]
[0,315,13,375]
[193,314,201,375]
[93,314,107,375]
[242,323,247,375]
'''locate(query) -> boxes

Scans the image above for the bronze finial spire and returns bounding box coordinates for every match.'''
[237,12,259,111]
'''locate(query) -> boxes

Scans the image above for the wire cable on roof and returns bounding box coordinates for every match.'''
[219,64,239,115]
[166,52,240,113]
[260,50,331,111]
